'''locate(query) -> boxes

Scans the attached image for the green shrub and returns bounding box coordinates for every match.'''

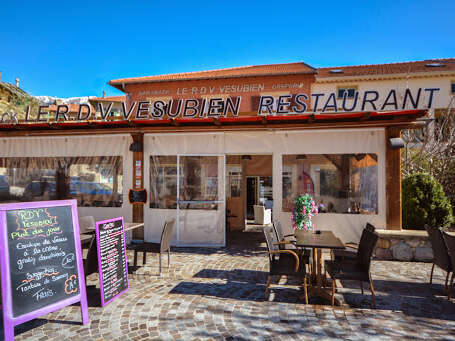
[402,173,453,230]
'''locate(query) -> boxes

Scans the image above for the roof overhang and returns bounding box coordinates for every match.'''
[0,110,428,137]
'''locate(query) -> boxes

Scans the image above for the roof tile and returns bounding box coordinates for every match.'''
[109,62,316,86]
[90,95,126,102]
[317,58,455,78]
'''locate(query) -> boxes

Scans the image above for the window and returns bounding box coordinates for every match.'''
[226,165,241,197]
[150,155,220,210]
[201,96,227,116]
[0,156,123,207]
[150,156,178,209]
[337,87,357,99]
[258,92,291,115]
[451,81,455,95]
[259,176,273,205]
[282,154,378,214]
[179,156,219,210]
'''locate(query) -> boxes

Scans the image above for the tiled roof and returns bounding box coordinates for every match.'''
[109,62,316,87]
[317,58,455,78]
[90,95,126,102]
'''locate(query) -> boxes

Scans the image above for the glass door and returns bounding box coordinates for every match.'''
[177,155,225,246]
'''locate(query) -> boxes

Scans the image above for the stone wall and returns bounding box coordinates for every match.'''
[374,230,433,262]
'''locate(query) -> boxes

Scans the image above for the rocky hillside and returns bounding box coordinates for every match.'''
[0,81,40,121]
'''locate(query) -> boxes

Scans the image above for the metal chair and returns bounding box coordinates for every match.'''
[425,224,452,293]
[132,219,175,275]
[442,231,455,300]
[325,226,379,308]
[263,225,309,303]
[332,223,376,261]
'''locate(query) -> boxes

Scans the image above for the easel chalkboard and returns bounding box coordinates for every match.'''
[0,200,89,341]
[95,217,129,307]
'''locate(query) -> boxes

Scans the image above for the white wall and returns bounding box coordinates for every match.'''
[312,75,454,111]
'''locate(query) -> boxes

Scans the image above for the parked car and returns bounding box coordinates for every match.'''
[0,175,10,199]
[70,181,113,195]
[23,181,56,199]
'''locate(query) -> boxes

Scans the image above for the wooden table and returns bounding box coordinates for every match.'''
[295,230,345,305]
[80,233,93,243]
[82,222,145,278]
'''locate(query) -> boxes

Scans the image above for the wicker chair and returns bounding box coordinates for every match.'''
[272,220,310,264]
[324,226,379,308]
[424,225,453,293]
[331,223,376,261]
[442,231,455,300]
[263,225,309,303]
[131,219,175,275]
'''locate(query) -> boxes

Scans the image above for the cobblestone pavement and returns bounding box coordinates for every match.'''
[5,232,455,340]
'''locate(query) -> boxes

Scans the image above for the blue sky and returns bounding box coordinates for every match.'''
[1,0,454,98]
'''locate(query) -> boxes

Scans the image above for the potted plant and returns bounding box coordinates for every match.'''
[291,194,318,237]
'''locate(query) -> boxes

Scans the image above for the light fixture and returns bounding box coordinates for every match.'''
[296,154,307,160]
[241,155,252,160]
[388,137,405,149]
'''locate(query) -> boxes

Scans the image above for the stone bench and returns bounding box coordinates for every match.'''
[374,229,432,262]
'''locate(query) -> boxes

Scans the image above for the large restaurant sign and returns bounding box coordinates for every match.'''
[4,87,439,123]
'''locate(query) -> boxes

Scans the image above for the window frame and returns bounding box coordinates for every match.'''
[336,85,358,99]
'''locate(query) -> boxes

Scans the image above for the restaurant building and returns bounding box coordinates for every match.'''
[1,59,454,246]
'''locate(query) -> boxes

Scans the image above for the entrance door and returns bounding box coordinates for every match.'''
[246,176,258,220]
[177,155,225,246]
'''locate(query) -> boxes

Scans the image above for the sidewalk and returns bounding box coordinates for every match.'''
[8,231,455,340]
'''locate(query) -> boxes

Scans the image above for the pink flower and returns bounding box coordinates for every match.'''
[313,207,318,214]
[308,213,311,219]
[302,206,306,215]
[311,201,315,207]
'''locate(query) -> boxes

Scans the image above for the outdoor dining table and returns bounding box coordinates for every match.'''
[294,230,345,305]
[124,222,145,232]
[82,222,145,278]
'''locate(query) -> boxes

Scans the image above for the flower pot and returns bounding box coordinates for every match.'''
[294,229,308,240]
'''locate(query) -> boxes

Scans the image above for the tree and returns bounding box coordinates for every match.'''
[401,100,455,214]
[402,173,453,229]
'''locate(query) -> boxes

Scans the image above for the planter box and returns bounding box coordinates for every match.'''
[374,229,432,262]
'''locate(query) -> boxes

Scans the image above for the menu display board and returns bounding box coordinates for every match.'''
[0,200,88,341]
[96,217,128,306]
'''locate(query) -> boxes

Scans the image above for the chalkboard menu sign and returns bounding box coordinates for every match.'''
[0,200,89,341]
[96,217,129,306]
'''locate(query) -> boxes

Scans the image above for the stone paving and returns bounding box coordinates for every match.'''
[4,231,455,340]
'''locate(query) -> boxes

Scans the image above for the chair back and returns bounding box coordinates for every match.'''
[365,222,376,233]
[78,216,95,233]
[442,231,455,272]
[160,219,175,253]
[424,224,452,271]
[273,220,284,242]
[356,224,379,271]
[263,225,279,261]
[254,205,264,224]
